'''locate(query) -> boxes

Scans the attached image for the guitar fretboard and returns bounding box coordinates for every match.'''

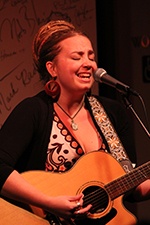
[105,161,150,200]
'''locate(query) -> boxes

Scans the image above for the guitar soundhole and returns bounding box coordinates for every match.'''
[82,185,109,214]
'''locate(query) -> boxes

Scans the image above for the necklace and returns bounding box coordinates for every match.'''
[56,99,84,131]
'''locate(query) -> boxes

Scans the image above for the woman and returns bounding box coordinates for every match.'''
[0,20,149,224]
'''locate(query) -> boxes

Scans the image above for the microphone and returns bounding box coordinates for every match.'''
[94,68,139,96]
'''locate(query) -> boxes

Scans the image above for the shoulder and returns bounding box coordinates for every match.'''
[2,92,53,133]
[15,91,53,114]
[3,91,54,126]
[19,91,50,106]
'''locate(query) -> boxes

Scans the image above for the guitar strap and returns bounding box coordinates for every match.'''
[88,96,133,173]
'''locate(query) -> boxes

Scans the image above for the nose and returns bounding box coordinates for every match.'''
[82,57,94,69]
[82,57,97,71]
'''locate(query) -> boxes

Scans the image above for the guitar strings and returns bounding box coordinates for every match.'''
[82,164,150,213]
[83,177,136,211]
[82,180,131,211]
[82,187,109,212]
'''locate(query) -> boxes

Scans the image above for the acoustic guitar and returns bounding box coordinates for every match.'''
[0,151,150,225]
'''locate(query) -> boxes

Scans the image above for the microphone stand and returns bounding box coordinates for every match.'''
[122,94,150,139]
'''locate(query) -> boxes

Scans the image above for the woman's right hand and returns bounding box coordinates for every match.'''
[46,194,92,219]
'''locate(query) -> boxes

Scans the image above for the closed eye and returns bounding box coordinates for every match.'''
[71,51,95,61]
[72,57,81,60]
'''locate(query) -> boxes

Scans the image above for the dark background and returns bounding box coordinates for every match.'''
[96,1,150,223]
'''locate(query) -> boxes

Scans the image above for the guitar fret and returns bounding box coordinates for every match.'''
[105,162,150,200]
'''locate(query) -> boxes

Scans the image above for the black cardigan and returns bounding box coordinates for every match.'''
[0,91,136,190]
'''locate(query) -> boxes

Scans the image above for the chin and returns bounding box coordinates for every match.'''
[82,86,91,93]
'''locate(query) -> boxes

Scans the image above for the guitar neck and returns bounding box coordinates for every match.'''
[105,161,150,200]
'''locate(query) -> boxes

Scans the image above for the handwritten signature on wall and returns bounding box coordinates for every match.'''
[0,0,95,127]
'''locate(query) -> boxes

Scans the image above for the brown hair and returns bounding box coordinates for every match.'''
[32,20,85,83]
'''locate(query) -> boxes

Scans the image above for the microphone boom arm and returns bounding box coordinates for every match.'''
[122,95,150,138]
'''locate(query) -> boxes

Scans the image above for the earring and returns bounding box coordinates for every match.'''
[45,80,60,99]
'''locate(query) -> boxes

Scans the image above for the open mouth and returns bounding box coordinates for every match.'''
[77,73,91,78]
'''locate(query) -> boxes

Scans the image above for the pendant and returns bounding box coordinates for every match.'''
[71,119,78,131]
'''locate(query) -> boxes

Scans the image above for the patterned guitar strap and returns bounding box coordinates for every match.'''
[88,96,133,173]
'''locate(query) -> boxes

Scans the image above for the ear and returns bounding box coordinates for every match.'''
[46,61,57,78]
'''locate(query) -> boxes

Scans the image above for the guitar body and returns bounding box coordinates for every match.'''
[0,151,137,224]
[0,197,49,225]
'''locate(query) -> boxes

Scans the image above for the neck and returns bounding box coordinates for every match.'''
[56,95,85,115]
[55,95,85,131]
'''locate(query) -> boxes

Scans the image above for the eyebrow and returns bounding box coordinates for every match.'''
[71,50,95,55]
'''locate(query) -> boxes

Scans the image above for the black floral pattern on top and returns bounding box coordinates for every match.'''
[45,112,84,172]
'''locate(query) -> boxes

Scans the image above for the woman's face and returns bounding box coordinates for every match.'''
[49,35,97,95]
